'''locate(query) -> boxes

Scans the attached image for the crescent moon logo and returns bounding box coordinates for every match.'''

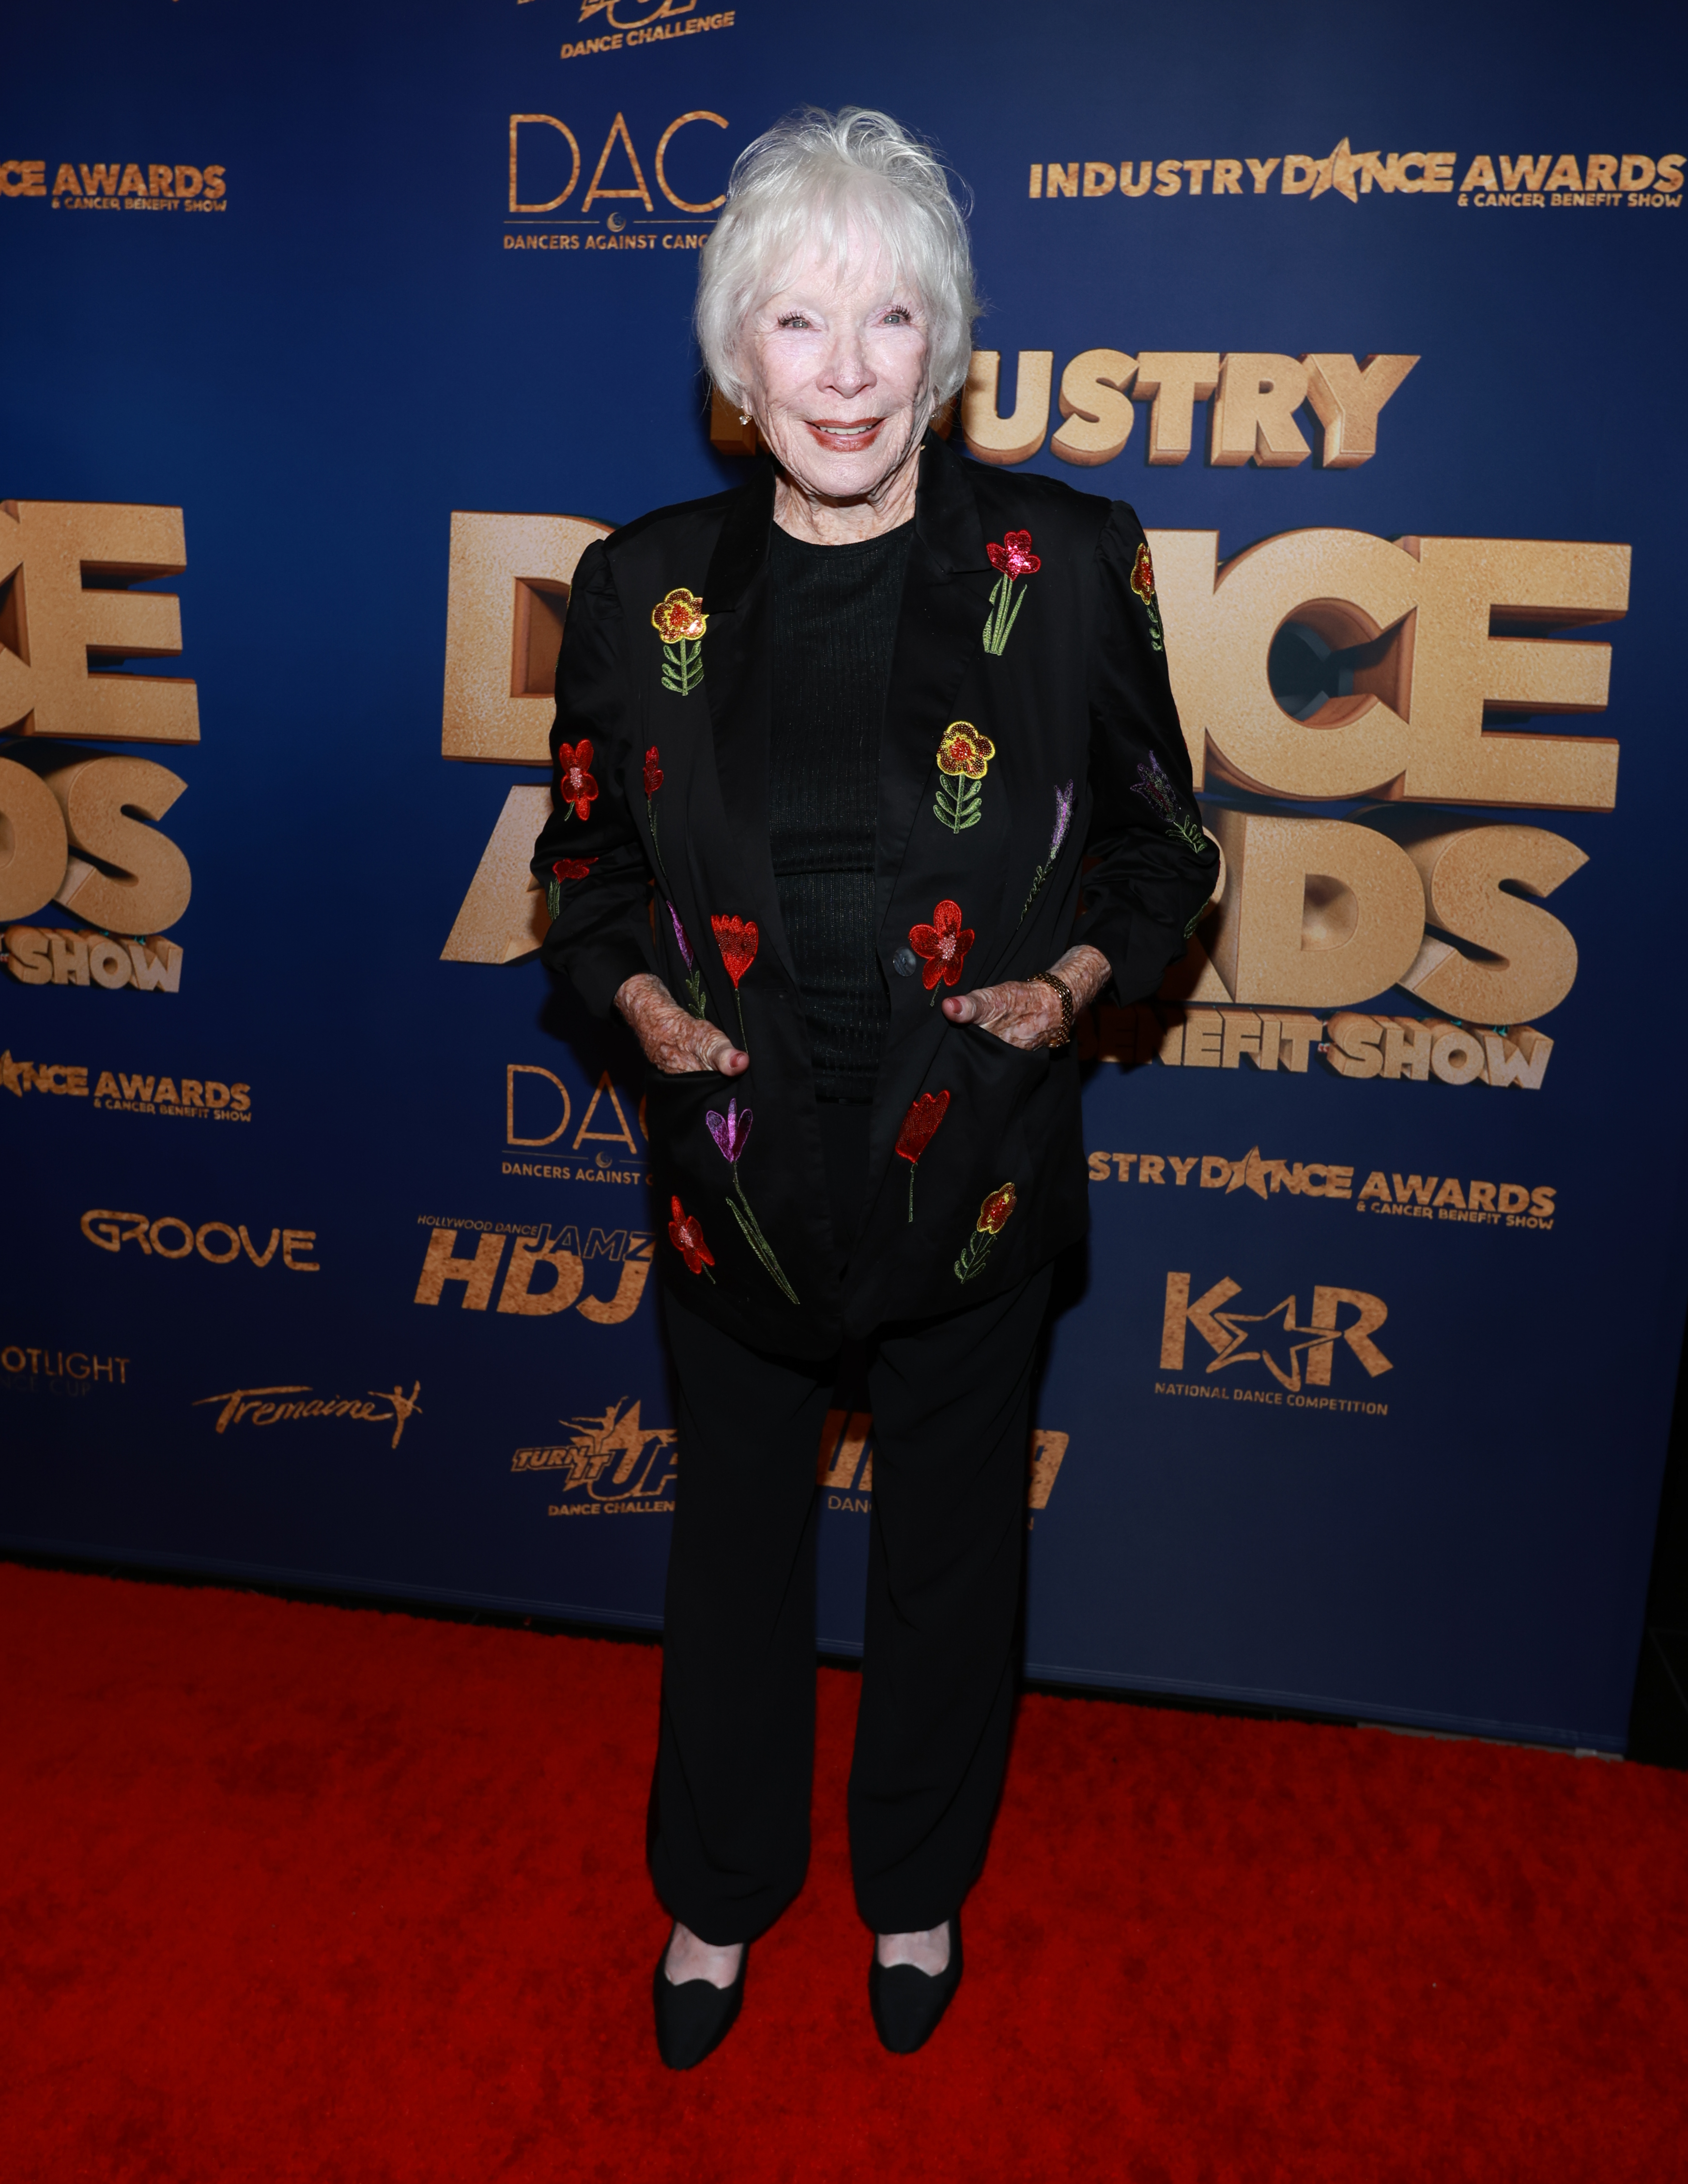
[607,211,626,232]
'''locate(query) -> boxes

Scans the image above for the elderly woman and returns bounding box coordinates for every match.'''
[533,108,1215,2066]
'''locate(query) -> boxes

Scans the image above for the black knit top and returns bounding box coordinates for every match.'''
[767,519,914,1102]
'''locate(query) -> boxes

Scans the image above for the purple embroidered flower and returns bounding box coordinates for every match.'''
[1019,781,1078,926]
[1132,754,1208,858]
[704,1095,798,1306]
[1132,753,1179,823]
[669,902,709,1022]
[706,1097,753,1165]
[1049,780,1075,861]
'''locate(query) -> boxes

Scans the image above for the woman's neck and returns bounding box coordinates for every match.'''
[771,442,921,546]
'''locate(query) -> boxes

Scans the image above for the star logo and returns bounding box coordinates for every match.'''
[1308,138,1379,203]
[1162,1272,1394,1388]
[1210,1148,1316,1199]
[0,1051,33,1097]
[1203,1295,1340,1393]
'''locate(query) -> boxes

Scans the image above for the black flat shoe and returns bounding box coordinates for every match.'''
[868,1914,963,2055]
[653,1932,747,2071]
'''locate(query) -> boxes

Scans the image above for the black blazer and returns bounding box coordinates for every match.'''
[533,429,1216,1354]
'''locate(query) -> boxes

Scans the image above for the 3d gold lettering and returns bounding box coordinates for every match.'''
[0,501,198,744]
[959,351,1054,465]
[1050,350,1137,467]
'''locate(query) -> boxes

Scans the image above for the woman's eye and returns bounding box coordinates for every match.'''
[776,314,811,331]
[882,308,911,325]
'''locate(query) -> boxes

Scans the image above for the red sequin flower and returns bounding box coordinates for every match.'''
[556,739,598,822]
[552,856,596,882]
[978,1181,1017,1236]
[896,1091,951,1165]
[908,900,975,991]
[986,530,1041,580]
[668,1196,715,1277]
[895,1089,951,1222]
[643,746,663,796]
[1131,541,1155,604]
[710,915,759,989]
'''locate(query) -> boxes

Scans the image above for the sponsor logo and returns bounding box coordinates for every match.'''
[818,1408,1070,1519]
[1158,1271,1392,1407]
[516,1400,1074,1522]
[1088,1147,1557,1230]
[0,160,228,212]
[0,160,227,213]
[196,1381,422,1450]
[4,1052,249,1116]
[2,1344,131,1390]
[515,1397,677,1513]
[81,1211,319,1269]
[506,108,728,251]
[413,1216,652,1322]
[1028,146,1682,211]
[503,1063,645,1184]
[551,0,737,61]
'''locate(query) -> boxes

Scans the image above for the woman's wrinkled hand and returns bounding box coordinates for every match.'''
[941,944,1111,1049]
[614,972,747,1076]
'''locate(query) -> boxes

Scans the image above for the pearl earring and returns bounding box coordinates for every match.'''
[738,414,751,427]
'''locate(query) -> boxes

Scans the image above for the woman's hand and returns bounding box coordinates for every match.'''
[615,972,748,1076]
[941,944,1111,1050]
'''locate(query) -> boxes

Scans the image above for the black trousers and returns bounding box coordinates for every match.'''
[650,1100,1053,1941]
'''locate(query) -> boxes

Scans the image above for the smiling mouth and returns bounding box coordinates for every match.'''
[807,417,884,449]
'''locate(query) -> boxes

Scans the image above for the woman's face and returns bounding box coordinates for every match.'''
[744,241,932,504]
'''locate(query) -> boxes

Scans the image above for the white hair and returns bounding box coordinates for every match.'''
[695,107,979,415]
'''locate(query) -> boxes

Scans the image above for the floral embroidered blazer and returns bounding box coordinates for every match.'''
[532,429,1216,1356]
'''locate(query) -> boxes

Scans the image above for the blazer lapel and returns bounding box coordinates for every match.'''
[874,432,997,949]
[697,459,801,980]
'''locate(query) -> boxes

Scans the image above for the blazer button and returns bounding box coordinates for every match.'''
[891,946,919,977]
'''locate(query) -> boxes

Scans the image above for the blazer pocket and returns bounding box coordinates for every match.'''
[643,1069,736,1197]
[922,1024,1051,1217]
[957,1022,1053,1087]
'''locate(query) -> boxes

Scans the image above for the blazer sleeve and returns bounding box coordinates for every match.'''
[1071,502,1219,1003]
[529,540,660,1016]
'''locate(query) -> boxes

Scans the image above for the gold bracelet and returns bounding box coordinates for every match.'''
[1031,968,1074,1048]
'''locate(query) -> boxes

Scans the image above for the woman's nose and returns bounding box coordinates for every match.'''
[820,336,872,399]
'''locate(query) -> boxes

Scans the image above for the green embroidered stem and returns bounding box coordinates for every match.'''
[1166,812,1206,858]
[1018,859,1053,925]
[647,796,664,874]
[729,1170,799,1306]
[982,575,1030,657]
[685,967,709,1020]
[953,1230,995,1283]
[1143,598,1165,653]
[660,637,704,696]
[546,881,561,921]
[982,575,1009,655]
[734,990,747,1053]
[907,1163,916,1223]
[933,771,984,833]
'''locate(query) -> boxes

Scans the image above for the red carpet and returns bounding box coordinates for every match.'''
[2,1564,1684,2182]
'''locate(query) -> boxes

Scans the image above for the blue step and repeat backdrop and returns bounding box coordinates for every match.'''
[3,0,1684,1749]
